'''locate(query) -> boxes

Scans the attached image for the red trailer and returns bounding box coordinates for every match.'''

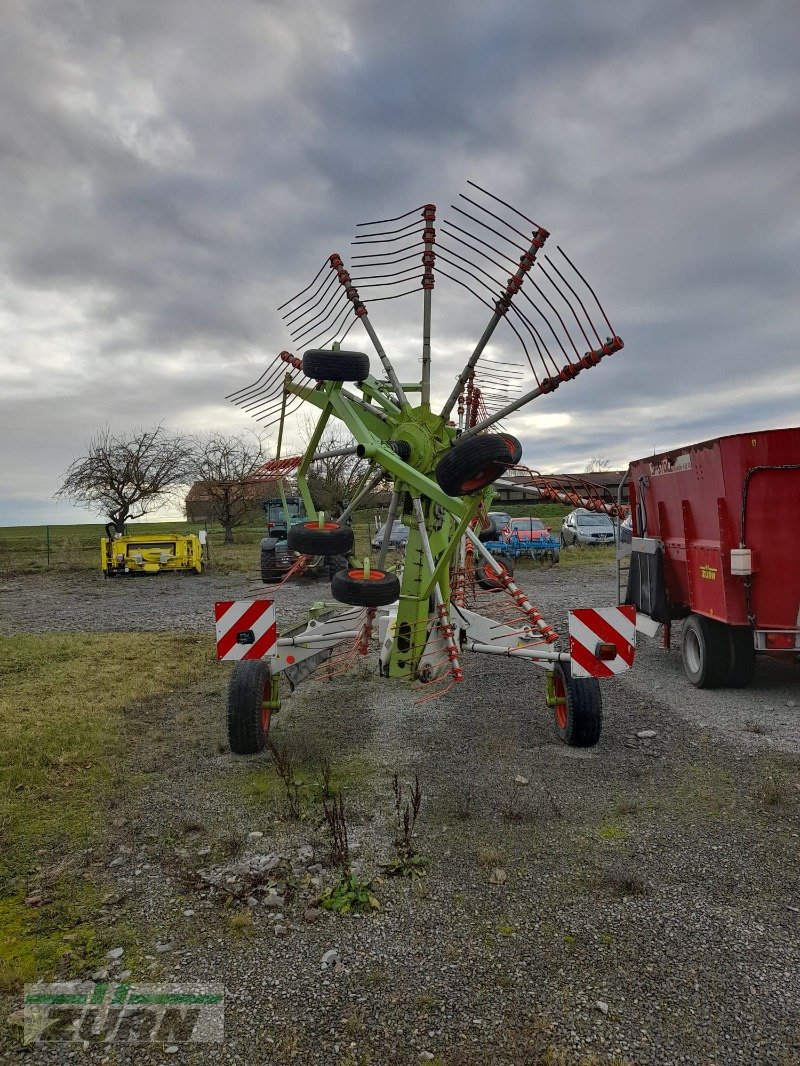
[623,427,800,688]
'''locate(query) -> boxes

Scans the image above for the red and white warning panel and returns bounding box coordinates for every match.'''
[215,600,277,661]
[567,606,636,678]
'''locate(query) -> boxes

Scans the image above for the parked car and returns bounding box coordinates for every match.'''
[560,508,615,546]
[501,516,552,544]
[371,519,410,550]
[488,511,512,534]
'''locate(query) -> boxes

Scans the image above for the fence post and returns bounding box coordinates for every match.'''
[46,526,51,567]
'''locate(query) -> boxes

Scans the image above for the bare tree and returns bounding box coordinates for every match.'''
[55,425,192,533]
[303,422,385,515]
[585,455,612,472]
[190,430,269,543]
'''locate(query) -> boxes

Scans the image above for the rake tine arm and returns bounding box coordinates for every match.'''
[460,334,623,437]
[326,252,409,409]
[376,489,401,569]
[439,225,549,421]
[536,262,593,349]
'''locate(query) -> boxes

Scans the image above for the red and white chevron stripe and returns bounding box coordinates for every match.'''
[215,599,277,661]
[567,605,636,678]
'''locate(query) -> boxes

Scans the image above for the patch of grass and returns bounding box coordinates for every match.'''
[0,632,216,877]
[475,844,504,868]
[416,992,439,1011]
[597,822,626,842]
[232,752,375,817]
[227,909,254,934]
[760,770,794,808]
[672,763,738,820]
[558,544,616,570]
[0,631,216,990]
[0,883,140,992]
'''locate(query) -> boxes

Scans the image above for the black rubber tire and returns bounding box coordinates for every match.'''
[302,349,370,382]
[260,548,280,584]
[552,661,602,747]
[681,614,729,688]
[478,518,499,543]
[287,521,354,555]
[724,625,756,688]
[331,567,400,607]
[499,433,523,464]
[474,556,514,591]
[327,553,350,580]
[435,435,515,496]
[226,659,275,755]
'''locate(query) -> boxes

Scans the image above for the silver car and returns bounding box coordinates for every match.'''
[371,520,410,550]
[560,508,615,546]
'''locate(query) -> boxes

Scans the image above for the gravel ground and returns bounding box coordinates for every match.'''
[2,564,799,1065]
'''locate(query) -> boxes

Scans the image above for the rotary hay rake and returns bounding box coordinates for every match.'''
[217,182,635,756]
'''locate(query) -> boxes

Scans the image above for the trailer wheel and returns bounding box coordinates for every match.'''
[474,557,514,591]
[435,435,514,496]
[331,567,400,607]
[478,517,499,543]
[260,547,282,584]
[724,625,756,688]
[681,614,729,688]
[327,553,350,580]
[287,521,354,555]
[227,660,277,755]
[302,349,370,382]
[552,661,602,747]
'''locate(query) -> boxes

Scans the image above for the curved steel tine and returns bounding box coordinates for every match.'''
[351,242,419,260]
[542,257,604,347]
[524,278,582,361]
[277,259,331,313]
[352,218,421,240]
[555,246,619,337]
[440,222,518,270]
[283,272,339,328]
[458,192,531,243]
[465,181,543,230]
[448,204,527,255]
[355,205,425,226]
[537,262,594,349]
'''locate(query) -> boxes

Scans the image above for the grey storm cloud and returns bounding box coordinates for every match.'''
[1,0,799,523]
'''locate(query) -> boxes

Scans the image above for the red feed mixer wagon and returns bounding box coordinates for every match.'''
[624,426,800,687]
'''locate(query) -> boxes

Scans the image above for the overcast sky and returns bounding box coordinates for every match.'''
[2,0,798,525]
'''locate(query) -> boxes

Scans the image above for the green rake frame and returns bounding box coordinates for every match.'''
[219,183,633,753]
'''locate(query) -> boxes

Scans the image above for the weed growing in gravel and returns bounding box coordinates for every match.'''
[499,782,526,822]
[320,873,380,915]
[475,844,504,868]
[323,790,350,869]
[382,772,427,877]
[454,784,476,820]
[761,770,792,807]
[268,740,304,819]
[227,909,253,934]
[597,822,626,842]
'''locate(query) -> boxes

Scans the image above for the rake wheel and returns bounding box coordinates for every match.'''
[331,568,400,607]
[287,521,355,555]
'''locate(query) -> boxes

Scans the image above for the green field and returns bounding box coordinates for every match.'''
[0,502,614,576]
